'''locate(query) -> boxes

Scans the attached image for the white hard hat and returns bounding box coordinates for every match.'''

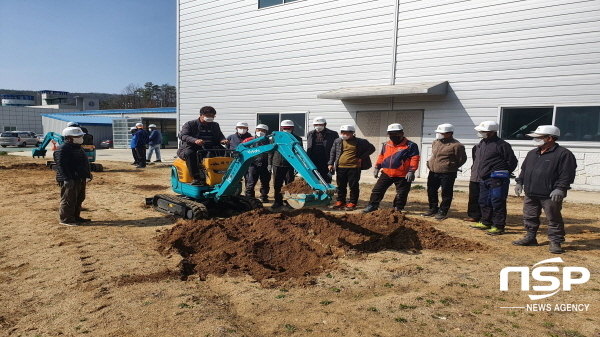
[236,122,249,128]
[130,127,137,131]
[387,123,404,132]
[313,117,327,125]
[474,121,499,132]
[526,125,560,137]
[67,122,79,127]
[149,124,157,128]
[280,120,294,127]
[435,123,455,133]
[340,125,355,132]
[256,124,269,131]
[62,127,85,137]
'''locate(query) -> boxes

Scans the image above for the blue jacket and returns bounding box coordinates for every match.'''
[148,129,162,145]
[135,129,149,148]
[130,132,139,149]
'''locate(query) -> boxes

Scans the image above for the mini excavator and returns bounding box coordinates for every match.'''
[151,131,337,219]
[32,132,104,172]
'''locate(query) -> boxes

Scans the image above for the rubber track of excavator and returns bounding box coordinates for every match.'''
[217,196,263,213]
[153,194,209,220]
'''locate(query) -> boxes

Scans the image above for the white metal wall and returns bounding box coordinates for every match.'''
[0,107,77,134]
[178,0,396,134]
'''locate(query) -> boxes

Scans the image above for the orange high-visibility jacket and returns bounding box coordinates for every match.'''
[375,138,420,177]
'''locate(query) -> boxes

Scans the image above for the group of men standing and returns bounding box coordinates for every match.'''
[130,123,163,168]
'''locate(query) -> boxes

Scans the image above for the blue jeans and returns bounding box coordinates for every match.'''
[147,144,161,161]
[478,177,510,228]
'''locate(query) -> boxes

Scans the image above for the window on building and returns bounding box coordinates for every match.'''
[500,107,553,140]
[501,106,600,141]
[555,106,600,141]
[259,0,298,9]
[256,112,306,138]
[4,126,16,131]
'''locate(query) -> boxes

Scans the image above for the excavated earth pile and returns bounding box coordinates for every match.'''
[280,178,314,194]
[157,208,486,287]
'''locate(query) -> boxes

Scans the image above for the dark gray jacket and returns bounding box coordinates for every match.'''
[53,142,91,182]
[516,144,577,197]
[306,128,339,159]
[476,135,518,180]
[226,132,253,150]
[328,137,376,170]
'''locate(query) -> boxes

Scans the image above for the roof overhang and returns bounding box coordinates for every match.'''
[317,81,448,100]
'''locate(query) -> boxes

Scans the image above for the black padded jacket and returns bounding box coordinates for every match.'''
[53,142,91,182]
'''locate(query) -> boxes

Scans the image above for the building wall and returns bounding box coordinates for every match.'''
[177,0,600,191]
[0,107,78,134]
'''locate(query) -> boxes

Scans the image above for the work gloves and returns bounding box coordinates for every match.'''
[550,189,566,202]
[514,183,523,196]
[87,173,93,183]
[63,179,75,188]
[405,171,415,183]
[373,168,380,179]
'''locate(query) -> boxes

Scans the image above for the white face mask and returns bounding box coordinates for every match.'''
[256,131,266,137]
[341,135,350,140]
[283,129,292,133]
[314,125,324,132]
[203,117,214,122]
[477,131,488,139]
[435,133,444,140]
[73,137,84,144]
[237,128,247,134]
[532,138,546,147]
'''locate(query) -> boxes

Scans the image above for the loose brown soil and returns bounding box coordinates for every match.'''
[280,178,314,194]
[158,209,485,287]
[1,154,599,337]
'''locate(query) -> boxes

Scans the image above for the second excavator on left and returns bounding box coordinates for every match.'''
[151,131,337,219]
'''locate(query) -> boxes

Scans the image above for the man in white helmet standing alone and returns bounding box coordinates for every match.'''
[512,125,577,254]
[307,117,339,184]
[422,123,467,220]
[469,121,518,235]
[269,120,303,209]
[146,124,162,162]
[54,127,93,226]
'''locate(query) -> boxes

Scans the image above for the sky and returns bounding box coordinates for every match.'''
[0,0,176,94]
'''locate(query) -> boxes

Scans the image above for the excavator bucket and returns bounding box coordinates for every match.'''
[284,191,333,209]
[32,148,47,158]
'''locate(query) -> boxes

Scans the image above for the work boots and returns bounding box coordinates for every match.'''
[549,242,564,254]
[512,236,538,246]
[421,207,439,217]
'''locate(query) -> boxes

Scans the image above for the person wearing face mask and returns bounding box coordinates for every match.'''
[327,125,375,211]
[178,106,229,186]
[362,123,420,214]
[53,127,93,226]
[227,122,253,150]
[306,117,339,184]
[512,125,576,254]
[269,120,303,209]
[422,124,467,220]
[242,124,271,202]
[469,121,518,235]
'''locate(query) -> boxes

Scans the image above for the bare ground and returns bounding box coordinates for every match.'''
[0,154,599,337]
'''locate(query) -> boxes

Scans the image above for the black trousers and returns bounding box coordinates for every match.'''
[273,166,295,203]
[523,195,566,243]
[368,172,411,209]
[467,181,482,220]
[336,167,361,205]
[59,179,86,223]
[311,155,332,184]
[426,171,457,212]
[132,148,139,164]
[135,147,146,167]
[245,165,271,198]
[478,177,510,228]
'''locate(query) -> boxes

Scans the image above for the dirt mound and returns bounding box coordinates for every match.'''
[0,163,49,171]
[136,184,170,191]
[157,209,486,287]
[281,179,313,194]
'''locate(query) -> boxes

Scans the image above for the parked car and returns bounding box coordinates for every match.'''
[0,131,39,147]
[100,139,114,149]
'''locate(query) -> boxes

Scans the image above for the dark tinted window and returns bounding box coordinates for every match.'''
[1,133,17,137]
[259,0,297,8]
[555,106,600,141]
[500,107,553,140]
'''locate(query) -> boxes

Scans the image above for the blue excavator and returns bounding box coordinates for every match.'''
[31,132,104,172]
[151,131,336,219]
